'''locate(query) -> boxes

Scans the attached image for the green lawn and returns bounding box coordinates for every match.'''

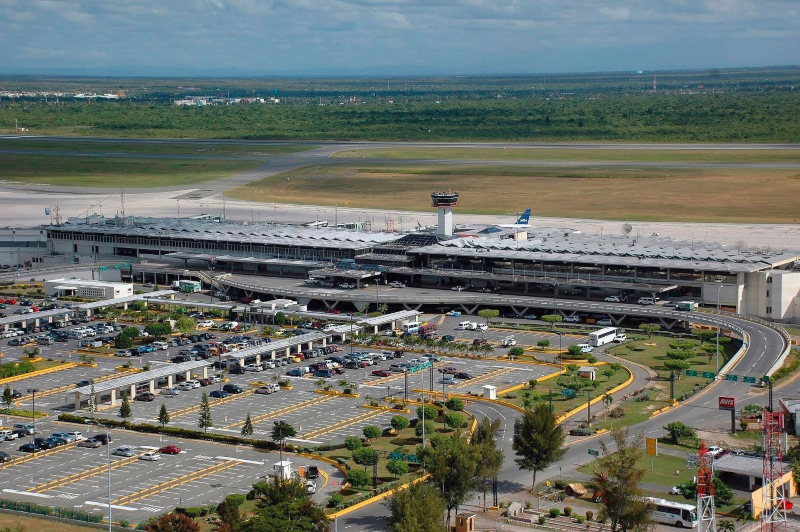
[0,138,317,157]
[609,335,740,402]
[0,154,261,188]
[331,147,800,164]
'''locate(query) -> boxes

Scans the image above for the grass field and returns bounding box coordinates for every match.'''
[225,163,800,223]
[332,147,800,164]
[0,154,261,188]
[0,138,316,157]
[0,513,102,531]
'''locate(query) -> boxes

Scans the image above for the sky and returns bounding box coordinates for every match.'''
[0,0,798,76]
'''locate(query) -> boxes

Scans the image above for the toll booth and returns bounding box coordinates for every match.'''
[455,512,475,532]
[483,384,497,400]
[272,460,293,481]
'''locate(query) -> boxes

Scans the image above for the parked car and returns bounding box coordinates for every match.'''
[564,316,581,323]
[19,443,41,453]
[454,372,474,380]
[161,388,180,396]
[159,445,182,455]
[0,430,18,441]
[371,370,391,377]
[438,377,457,385]
[139,451,160,461]
[388,281,406,288]
[596,319,613,326]
[209,390,229,399]
[92,433,112,445]
[223,384,244,394]
[0,451,11,463]
[135,392,156,402]
[604,296,622,303]
[78,438,101,448]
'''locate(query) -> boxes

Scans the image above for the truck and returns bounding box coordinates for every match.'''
[676,301,698,311]
[420,323,437,336]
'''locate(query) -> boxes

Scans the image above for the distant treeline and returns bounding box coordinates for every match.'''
[2,91,799,141]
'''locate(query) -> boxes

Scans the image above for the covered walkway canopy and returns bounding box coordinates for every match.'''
[225,332,330,363]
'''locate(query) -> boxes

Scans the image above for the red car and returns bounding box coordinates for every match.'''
[371,370,391,377]
[159,445,182,455]
[6,299,16,305]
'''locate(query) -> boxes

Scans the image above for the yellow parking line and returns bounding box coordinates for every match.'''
[112,460,238,506]
[29,453,142,493]
[363,361,447,386]
[302,409,387,440]
[221,394,336,429]
[0,442,79,470]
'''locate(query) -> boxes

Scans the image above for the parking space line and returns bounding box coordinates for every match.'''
[363,361,447,387]
[169,389,256,420]
[29,454,143,493]
[0,442,79,470]
[221,394,336,429]
[453,367,515,389]
[111,460,238,506]
[302,409,387,440]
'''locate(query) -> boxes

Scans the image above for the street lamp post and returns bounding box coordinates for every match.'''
[26,388,39,443]
[421,370,426,449]
[716,283,722,374]
[85,419,112,532]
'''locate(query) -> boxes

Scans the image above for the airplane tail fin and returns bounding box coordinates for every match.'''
[516,209,531,225]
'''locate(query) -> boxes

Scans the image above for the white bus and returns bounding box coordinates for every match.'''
[644,497,697,528]
[588,327,618,347]
[179,280,202,293]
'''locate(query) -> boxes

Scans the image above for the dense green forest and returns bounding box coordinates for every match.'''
[3,91,798,141]
[2,67,799,141]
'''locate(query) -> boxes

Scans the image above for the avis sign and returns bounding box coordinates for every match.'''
[718,396,736,410]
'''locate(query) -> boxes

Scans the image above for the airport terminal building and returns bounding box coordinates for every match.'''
[45,216,800,323]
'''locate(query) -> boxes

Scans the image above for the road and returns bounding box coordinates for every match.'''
[2,136,800,248]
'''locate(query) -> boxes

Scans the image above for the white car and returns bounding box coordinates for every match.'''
[476,323,489,331]
[67,431,85,441]
[707,446,724,458]
[339,283,355,290]
[262,361,276,369]
[139,451,160,461]
[578,344,594,353]
[244,364,263,372]
[450,286,465,291]
[614,334,627,342]
[305,480,316,494]
[467,322,478,330]
[185,380,201,389]
[176,382,195,391]
[564,316,581,323]
[596,319,613,326]
[197,320,215,328]
[113,446,137,457]
[502,337,517,347]
[604,296,622,303]
[161,388,180,396]
[388,281,406,288]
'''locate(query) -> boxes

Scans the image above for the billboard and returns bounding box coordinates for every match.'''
[718,396,736,410]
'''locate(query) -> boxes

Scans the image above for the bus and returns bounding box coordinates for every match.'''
[644,497,697,528]
[588,327,618,347]
[178,280,202,293]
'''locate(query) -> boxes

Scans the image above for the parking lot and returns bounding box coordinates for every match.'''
[0,417,344,523]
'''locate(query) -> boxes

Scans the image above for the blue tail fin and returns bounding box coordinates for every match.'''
[516,209,531,225]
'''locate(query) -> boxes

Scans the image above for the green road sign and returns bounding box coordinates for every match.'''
[685,370,698,377]
[725,374,739,382]
[743,376,757,384]
[702,372,715,379]
[113,264,120,270]
[588,449,600,457]
[100,266,108,271]
[390,452,404,461]
[406,454,419,463]
[123,263,131,268]
[561,388,576,398]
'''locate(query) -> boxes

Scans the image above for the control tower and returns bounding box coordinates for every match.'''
[431,190,459,237]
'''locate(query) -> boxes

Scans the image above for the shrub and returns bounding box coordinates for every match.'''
[549,508,560,518]
[576,516,585,524]
[444,412,464,429]
[390,415,410,431]
[538,516,547,525]
[182,507,203,518]
[504,393,517,399]
[348,468,370,487]
[587,355,598,364]
[328,493,343,508]
[524,501,532,509]
[118,519,131,528]
[416,404,438,421]
[563,506,572,517]
[585,510,593,521]
[415,419,435,437]
[344,436,362,451]
[445,398,464,411]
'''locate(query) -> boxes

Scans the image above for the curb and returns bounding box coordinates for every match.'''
[327,474,430,519]
[0,362,76,386]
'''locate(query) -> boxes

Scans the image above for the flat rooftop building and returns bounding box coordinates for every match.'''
[45,278,133,299]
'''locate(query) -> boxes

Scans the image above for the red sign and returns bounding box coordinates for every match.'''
[719,397,736,410]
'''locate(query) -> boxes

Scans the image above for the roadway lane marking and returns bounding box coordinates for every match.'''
[85,501,140,511]
[214,456,265,465]
[2,489,53,499]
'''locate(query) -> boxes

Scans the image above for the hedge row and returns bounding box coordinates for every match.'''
[57,413,283,451]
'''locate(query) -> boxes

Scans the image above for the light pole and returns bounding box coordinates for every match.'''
[349,314,354,355]
[421,370,426,449]
[715,282,722,374]
[556,332,563,368]
[26,388,39,443]
[85,419,112,532]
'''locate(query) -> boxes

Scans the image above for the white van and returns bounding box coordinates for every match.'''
[152,341,169,351]
[468,322,479,330]
[637,297,655,305]
[577,343,593,353]
[0,430,18,441]
[457,321,471,330]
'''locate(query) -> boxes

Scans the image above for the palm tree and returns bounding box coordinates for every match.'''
[717,520,735,532]
[314,378,326,390]
[603,393,613,424]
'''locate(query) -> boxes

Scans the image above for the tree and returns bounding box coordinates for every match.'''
[663,421,696,444]
[391,415,410,432]
[273,312,287,326]
[541,314,563,330]
[692,328,717,345]
[271,421,296,470]
[145,322,172,339]
[386,459,409,479]
[417,404,438,421]
[718,520,735,532]
[119,393,132,421]
[347,468,370,487]
[114,334,133,349]
[387,479,447,532]
[246,477,327,532]
[344,435,362,451]
[362,424,381,441]
[512,403,567,491]
[2,385,13,412]
[419,432,477,529]
[589,429,654,532]
[445,398,464,411]
[639,323,661,338]
[477,309,499,325]
[121,326,140,338]
[602,368,614,380]
[677,473,734,507]
[664,359,690,375]
[415,419,435,438]
[610,362,622,374]
[158,403,170,427]
[508,346,524,358]
[537,339,550,350]
[131,301,146,312]
[175,316,197,336]
[241,412,254,437]
[217,494,244,532]
[444,412,464,429]
[352,447,378,470]
[88,382,98,418]
[198,392,213,433]
[666,349,695,361]
[143,512,200,532]
[472,418,504,511]
[567,344,584,358]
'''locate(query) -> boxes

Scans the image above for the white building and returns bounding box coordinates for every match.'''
[45,279,133,299]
